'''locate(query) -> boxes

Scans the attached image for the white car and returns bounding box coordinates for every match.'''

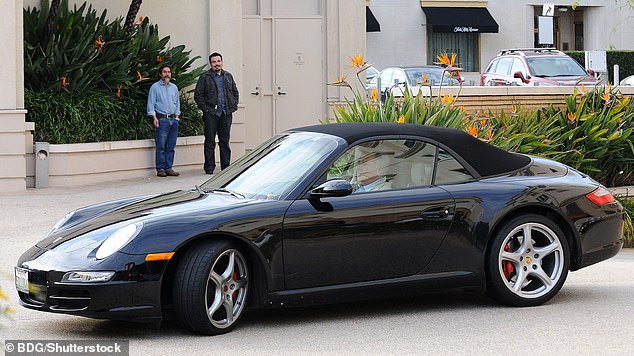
[375,66,460,101]
[620,75,634,86]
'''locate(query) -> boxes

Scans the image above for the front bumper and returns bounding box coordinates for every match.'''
[16,251,168,324]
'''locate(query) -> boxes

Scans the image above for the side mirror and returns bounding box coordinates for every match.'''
[310,179,353,198]
[513,71,530,84]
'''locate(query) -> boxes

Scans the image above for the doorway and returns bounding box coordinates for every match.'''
[242,0,325,149]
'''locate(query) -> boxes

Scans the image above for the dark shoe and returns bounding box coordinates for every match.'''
[165,169,180,176]
[205,171,214,175]
[157,170,167,177]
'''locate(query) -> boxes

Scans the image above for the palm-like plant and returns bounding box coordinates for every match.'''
[124,0,143,35]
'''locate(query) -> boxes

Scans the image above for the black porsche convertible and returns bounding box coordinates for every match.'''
[16,123,624,335]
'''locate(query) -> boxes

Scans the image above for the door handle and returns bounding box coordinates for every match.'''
[420,206,451,219]
[250,87,260,95]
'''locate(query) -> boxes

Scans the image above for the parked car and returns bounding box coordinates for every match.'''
[481,48,597,86]
[365,65,380,83]
[371,66,460,100]
[620,75,634,86]
[16,123,623,335]
[364,65,380,90]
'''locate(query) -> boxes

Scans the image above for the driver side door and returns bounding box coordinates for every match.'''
[282,139,456,289]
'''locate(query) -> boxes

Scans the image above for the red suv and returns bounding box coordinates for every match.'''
[481,48,597,86]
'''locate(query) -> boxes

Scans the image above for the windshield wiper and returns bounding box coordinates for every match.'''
[207,188,245,199]
[194,185,204,194]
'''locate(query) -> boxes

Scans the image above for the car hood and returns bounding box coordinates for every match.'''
[535,75,596,86]
[35,189,259,250]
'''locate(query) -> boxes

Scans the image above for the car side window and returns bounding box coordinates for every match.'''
[485,58,499,73]
[379,69,394,91]
[434,148,474,185]
[510,58,527,77]
[495,58,513,76]
[392,70,407,86]
[326,139,436,193]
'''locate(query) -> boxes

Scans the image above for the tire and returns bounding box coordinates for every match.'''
[173,239,250,335]
[486,214,570,307]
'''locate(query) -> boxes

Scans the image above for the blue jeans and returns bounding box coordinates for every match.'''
[155,118,179,171]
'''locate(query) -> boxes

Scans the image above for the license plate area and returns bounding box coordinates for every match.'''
[15,267,30,294]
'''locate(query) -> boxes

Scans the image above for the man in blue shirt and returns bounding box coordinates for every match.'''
[147,64,181,177]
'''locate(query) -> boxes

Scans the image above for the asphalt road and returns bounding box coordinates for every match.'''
[1,170,633,355]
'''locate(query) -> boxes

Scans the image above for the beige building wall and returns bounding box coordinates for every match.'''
[0,0,27,192]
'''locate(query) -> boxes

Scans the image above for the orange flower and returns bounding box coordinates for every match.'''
[567,112,576,124]
[371,88,379,101]
[480,120,487,128]
[328,74,351,89]
[60,76,69,90]
[139,16,144,23]
[95,35,104,53]
[116,84,123,98]
[156,56,163,63]
[435,53,456,67]
[350,54,366,69]
[397,115,405,124]
[459,106,465,114]
[486,129,494,140]
[440,94,454,105]
[512,104,518,114]
[137,71,148,81]
[467,125,478,137]
[421,71,428,84]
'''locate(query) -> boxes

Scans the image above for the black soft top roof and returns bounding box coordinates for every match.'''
[293,123,531,178]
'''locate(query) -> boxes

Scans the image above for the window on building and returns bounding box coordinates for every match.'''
[427,32,479,72]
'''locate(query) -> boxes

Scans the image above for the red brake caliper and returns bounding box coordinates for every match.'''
[502,243,515,280]
[232,271,238,299]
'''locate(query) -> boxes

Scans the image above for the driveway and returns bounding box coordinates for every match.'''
[1,171,633,355]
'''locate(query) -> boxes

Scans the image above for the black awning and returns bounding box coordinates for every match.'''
[422,7,498,33]
[366,6,381,32]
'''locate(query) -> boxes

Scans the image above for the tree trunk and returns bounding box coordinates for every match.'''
[41,0,61,49]
[124,0,143,35]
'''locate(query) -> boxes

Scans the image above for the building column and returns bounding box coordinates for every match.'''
[0,0,28,192]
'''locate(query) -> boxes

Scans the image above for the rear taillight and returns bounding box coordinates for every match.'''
[585,186,616,205]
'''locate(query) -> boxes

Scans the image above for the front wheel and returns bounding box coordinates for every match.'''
[486,214,570,307]
[173,240,250,335]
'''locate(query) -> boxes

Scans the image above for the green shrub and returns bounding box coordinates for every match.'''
[24,0,204,97]
[26,89,203,144]
[617,197,634,248]
[23,0,206,143]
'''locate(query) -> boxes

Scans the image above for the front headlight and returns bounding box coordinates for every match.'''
[95,222,143,260]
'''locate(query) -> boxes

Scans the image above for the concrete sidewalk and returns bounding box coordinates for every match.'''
[0,168,210,324]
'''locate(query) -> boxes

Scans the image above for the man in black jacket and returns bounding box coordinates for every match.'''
[194,52,239,174]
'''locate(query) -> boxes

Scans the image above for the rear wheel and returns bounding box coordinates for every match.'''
[173,240,249,335]
[486,214,569,307]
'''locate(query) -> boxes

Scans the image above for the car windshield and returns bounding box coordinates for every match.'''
[200,132,340,200]
[404,68,457,85]
[526,56,588,77]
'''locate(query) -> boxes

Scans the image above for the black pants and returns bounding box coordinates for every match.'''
[203,112,232,173]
